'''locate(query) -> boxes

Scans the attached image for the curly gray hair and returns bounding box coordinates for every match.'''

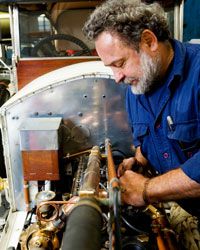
[83,0,171,50]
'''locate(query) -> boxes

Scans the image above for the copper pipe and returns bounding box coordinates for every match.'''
[151,218,168,250]
[157,217,179,250]
[23,180,30,211]
[105,138,119,189]
[156,235,168,250]
[63,148,92,159]
[105,139,122,250]
[147,205,179,250]
[36,200,78,222]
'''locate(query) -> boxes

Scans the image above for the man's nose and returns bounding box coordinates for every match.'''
[113,70,125,83]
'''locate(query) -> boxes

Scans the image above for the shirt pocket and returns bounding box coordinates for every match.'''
[167,119,200,154]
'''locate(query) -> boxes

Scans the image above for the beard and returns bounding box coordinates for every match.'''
[125,50,162,95]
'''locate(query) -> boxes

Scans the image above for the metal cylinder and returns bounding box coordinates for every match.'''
[80,146,101,195]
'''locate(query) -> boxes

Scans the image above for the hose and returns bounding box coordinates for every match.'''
[62,198,102,250]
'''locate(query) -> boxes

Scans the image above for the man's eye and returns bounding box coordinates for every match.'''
[121,61,125,68]
[116,61,125,68]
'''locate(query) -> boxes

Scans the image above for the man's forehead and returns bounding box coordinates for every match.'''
[95,35,140,67]
[96,31,121,46]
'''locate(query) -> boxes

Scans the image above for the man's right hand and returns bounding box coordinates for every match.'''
[117,157,137,177]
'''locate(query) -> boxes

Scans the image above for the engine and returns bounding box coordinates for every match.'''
[0,61,185,250]
[19,142,180,250]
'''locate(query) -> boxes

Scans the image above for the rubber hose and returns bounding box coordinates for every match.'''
[62,199,102,250]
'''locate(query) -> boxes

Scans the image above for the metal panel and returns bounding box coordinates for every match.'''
[0,61,133,210]
[19,117,62,150]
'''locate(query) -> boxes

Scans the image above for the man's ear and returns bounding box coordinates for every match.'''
[140,29,158,52]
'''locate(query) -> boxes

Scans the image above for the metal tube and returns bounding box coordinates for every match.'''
[23,180,30,211]
[79,146,101,196]
[147,205,179,250]
[105,138,119,189]
[105,139,122,250]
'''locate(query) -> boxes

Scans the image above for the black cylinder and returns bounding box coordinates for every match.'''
[62,198,102,250]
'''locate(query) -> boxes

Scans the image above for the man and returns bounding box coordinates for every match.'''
[83,0,200,216]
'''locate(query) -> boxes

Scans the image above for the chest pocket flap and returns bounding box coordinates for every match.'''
[133,124,149,138]
[168,119,200,142]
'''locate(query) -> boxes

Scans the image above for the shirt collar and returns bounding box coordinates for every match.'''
[167,39,186,87]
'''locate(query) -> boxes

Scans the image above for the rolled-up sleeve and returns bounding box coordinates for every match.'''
[181,151,200,183]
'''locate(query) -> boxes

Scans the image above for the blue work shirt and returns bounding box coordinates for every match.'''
[126,39,200,183]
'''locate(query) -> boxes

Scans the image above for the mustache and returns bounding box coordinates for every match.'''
[124,77,138,84]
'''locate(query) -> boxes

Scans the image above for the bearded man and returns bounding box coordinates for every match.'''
[83,0,200,218]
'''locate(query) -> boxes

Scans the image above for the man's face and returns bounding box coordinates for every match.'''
[95,31,162,94]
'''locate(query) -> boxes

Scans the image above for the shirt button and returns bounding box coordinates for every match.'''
[163,152,169,159]
[156,123,161,129]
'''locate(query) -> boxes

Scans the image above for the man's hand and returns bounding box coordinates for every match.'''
[120,170,148,207]
[117,157,136,177]
[120,168,200,208]
[118,146,149,177]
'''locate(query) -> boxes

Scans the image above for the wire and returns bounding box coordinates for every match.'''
[121,215,148,235]
[99,182,107,191]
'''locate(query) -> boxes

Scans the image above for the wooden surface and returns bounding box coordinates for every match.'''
[17,57,99,89]
[22,150,60,181]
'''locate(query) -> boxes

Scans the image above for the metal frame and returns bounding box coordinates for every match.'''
[0,210,27,250]
[174,0,184,41]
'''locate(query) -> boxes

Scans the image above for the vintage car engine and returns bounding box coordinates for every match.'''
[19,143,179,250]
[0,61,179,250]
